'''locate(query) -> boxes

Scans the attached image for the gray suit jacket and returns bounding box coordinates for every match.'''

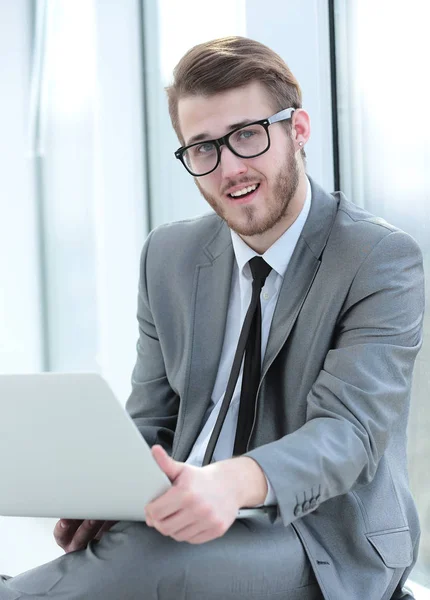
[126,177,425,600]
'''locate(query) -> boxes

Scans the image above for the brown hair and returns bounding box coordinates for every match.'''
[166,36,305,158]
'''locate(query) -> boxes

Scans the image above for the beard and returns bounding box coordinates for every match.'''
[195,139,300,237]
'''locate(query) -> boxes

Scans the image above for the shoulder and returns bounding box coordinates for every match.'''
[337,195,396,234]
[148,212,223,249]
[328,193,422,264]
[305,178,422,270]
[140,211,229,275]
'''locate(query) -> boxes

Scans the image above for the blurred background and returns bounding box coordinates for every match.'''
[0,0,429,595]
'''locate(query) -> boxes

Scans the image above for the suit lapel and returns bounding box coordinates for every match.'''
[173,220,234,461]
[262,177,339,377]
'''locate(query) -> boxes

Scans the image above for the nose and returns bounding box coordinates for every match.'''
[219,145,248,179]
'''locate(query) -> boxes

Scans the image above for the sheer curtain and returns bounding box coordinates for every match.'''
[334,0,430,589]
[28,0,148,398]
[33,0,99,371]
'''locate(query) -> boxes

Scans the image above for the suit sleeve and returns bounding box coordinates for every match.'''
[245,230,425,526]
[125,230,179,455]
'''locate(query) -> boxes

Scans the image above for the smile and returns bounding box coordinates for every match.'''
[228,183,260,199]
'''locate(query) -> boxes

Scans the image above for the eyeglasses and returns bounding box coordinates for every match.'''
[174,108,295,177]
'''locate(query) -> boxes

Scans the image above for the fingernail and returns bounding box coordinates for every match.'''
[89,520,96,526]
[60,521,68,529]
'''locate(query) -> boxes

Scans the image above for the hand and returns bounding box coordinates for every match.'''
[144,445,242,545]
[54,519,118,553]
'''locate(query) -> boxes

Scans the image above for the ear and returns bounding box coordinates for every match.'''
[291,109,311,151]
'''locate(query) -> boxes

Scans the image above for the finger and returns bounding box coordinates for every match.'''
[152,510,195,537]
[68,520,105,553]
[146,488,186,522]
[53,519,83,549]
[151,445,183,482]
[170,521,208,542]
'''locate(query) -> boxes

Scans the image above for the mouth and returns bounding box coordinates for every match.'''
[226,183,260,204]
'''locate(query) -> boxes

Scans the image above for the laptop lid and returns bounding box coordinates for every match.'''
[0,373,272,522]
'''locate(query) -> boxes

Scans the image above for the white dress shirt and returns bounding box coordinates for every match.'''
[186,178,312,505]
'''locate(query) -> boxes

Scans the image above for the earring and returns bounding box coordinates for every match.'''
[298,141,304,147]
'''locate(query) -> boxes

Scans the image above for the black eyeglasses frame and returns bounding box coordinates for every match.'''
[174,107,296,177]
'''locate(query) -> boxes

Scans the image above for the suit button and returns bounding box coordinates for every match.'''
[303,500,311,512]
[310,498,318,509]
[294,504,302,517]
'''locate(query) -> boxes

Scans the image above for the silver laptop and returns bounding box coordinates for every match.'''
[0,373,274,522]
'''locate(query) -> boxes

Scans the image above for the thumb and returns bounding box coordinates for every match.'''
[151,445,183,482]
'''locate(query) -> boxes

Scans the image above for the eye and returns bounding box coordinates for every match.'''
[238,129,257,139]
[196,142,216,154]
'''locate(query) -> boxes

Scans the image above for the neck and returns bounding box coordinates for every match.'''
[240,172,308,254]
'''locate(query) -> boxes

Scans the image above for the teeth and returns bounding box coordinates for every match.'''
[230,184,258,197]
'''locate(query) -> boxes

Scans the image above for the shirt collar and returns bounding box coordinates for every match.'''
[231,176,312,278]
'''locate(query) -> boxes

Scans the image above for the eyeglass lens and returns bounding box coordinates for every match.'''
[183,123,269,175]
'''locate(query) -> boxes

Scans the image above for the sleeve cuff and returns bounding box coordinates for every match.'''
[263,473,277,505]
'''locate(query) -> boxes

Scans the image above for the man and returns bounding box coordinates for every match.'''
[0,36,424,600]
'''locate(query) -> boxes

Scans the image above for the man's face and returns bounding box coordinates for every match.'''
[177,81,301,240]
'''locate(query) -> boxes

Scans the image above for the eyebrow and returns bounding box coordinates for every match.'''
[186,119,256,146]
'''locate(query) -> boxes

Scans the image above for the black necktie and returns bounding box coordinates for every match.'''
[202,257,272,466]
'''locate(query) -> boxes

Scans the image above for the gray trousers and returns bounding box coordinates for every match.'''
[0,518,323,600]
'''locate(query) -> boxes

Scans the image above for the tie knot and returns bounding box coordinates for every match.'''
[248,256,272,286]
